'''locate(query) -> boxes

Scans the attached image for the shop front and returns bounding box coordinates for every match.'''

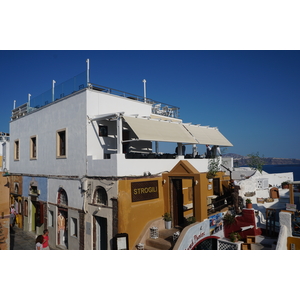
[22,176,47,235]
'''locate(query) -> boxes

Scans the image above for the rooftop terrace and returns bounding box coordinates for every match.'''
[11,71,180,120]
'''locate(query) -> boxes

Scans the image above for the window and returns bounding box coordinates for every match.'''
[93,186,108,205]
[14,183,19,194]
[57,187,68,206]
[30,136,37,159]
[56,129,66,158]
[14,140,19,160]
[48,210,54,227]
[99,125,108,137]
[71,217,78,237]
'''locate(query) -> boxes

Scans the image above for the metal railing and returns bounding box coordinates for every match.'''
[30,71,88,110]
[11,73,180,120]
[90,83,179,118]
[11,103,28,120]
[218,239,239,250]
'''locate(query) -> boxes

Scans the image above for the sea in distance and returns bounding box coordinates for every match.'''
[262,164,300,181]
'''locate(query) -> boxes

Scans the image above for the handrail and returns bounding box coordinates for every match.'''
[90,83,180,118]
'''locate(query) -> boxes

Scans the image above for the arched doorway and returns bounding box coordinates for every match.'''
[193,237,219,250]
[57,187,68,248]
[92,186,108,250]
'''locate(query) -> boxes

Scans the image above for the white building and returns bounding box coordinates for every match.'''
[9,65,233,250]
[0,132,10,172]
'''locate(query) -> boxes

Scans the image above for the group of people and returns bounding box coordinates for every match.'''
[205,145,222,158]
[35,229,50,250]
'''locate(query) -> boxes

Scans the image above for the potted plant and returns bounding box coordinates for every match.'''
[162,212,172,229]
[223,212,236,226]
[245,198,252,209]
[281,181,290,189]
[229,231,241,243]
[186,216,196,225]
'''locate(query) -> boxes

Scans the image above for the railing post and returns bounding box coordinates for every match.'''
[52,80,56,102]
[143,79,147,102]
[86,58,90,84]
[27,94,31,112]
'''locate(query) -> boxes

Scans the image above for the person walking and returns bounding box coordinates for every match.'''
[36,235,44,250]
[10,205,17,229]
[42,229,50,250]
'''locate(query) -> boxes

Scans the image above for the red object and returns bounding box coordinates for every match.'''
[224,209,261,240]
[43,235,49,248]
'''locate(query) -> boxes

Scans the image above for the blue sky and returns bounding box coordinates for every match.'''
[1,50,300,159]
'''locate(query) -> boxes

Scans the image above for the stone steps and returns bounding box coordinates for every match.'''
[146,237,172,250]
[145,227,182,250]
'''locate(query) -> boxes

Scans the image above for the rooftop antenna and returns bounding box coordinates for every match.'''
[13,100,16,109]
[142,79,146,102]
[86,59,90,84]
[52,80,56,102]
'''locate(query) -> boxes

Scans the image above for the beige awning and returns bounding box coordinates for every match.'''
[183,124,233,147]
[123,116,197,144]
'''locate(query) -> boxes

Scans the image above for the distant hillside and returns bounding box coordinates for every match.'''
[223,153,300,166]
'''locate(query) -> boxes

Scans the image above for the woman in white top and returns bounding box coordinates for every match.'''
[36,235,44,250]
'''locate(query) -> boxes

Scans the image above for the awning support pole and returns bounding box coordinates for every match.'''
[117,115,123,154]
[177,143,183,155]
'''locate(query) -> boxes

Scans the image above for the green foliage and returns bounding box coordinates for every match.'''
[206,157,220,179]
[229,231,241,242]
[223,212,236,225]
[246,199,252,204]
[247,152,264,173]
[162,212,172,221]
[186,216,196,224]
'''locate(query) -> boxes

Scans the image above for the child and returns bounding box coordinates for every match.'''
[42,229,50,250]
[36,235,44,250]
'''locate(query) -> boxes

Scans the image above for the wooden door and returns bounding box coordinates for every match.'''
[172,179,184,226]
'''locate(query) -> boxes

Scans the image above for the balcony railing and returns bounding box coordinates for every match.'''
[11,79,180,120]
[90,83,179,118]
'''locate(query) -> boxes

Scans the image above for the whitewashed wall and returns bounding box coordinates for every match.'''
[86,90,152,160]
[48,178,83,210]
[87,154,210,177]
[1,141,9,171]
[10,91,87,177]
